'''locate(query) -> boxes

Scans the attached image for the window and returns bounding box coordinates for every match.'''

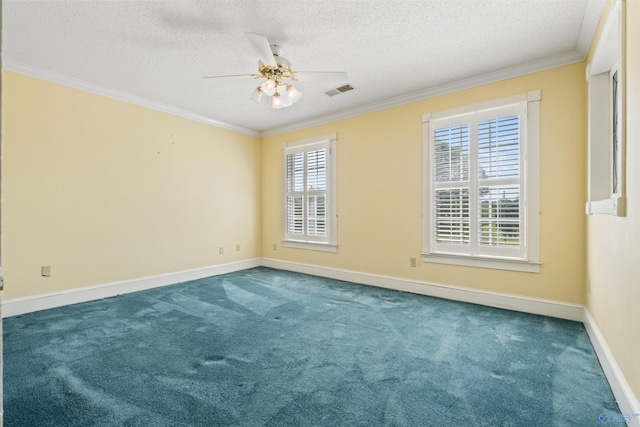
[586,0,625,216]
[423,92,540,272]
[283,133,337,252]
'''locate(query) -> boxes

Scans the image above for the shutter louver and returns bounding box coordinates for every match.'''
[478,115,520,179]
[478,186,520,247]
[286,152,305,236]
[435,125,470,182]
[286,196,304,235]
[307,149,326,191]
[477,115,521,249]
[307,149,327,237]
[307,195,326,236]
[433,124,471,246]
[286,152,304,192]
[434,188,470,244]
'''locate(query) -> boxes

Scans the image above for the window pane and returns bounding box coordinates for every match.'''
[307,149,326,191]
[434,188,470,244]
[478,115,520,179]
[286,152,304,192]
[479,186,520,247]
[286,195,304,235]
[434,125,470,182]
[612,70,619,194]
[307,195,326,236]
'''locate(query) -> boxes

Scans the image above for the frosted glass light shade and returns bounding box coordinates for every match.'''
[286,85,303,104]
[269,92,285,109]
[251,81,303,109]
[260,79,277,96]
[250,87,264,104]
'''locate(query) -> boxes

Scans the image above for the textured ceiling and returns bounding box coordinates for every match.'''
[3,0,604,135]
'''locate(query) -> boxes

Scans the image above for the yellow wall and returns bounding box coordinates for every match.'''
[586,0,640,403]
[262,62,588,304]
[2,71,262,299]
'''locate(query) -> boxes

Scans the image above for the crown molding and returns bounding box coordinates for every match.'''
[2,59,261,138]
[2,48,589,140]
[577,0,607,55]
[261,49,586,137]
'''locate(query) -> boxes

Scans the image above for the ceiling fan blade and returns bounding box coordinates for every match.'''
[293,71,348,82]
[201,73,257,79]
[245,33,277,67]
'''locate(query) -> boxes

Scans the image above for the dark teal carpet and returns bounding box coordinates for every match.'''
[4,267,619,426]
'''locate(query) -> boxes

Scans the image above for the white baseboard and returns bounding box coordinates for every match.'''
[2,258,261,318]
[261,258,584,321]
[2,257,583,321]
[583,309,640,426]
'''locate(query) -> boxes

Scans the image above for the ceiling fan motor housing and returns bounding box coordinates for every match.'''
[258,53,294,85]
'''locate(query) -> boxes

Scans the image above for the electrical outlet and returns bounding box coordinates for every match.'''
[41,266,51,277]
[236,244,241,252]
[272,243,277,251]
[410,258,417,268]
[219,247,224,255]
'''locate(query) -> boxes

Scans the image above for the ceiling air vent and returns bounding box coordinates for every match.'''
[325,84,355,97]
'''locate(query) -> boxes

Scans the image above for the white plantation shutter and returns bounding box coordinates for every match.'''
[477,114,522,254]
[286,195,304,235]
[428,103,526,259]
[306,149,326,191]
[305,148,327,237]
[433,122,471,247]
[283,135,337,249]
[478,185,520,247]
[286,152,305,236]
[286,149,327,239]
[478,115,520,179]
[435,124,470,182]
[434,188,470,244]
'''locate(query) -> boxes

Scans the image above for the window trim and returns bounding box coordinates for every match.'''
[422,92,540,273]
[282,133,338,252]
[585,0,626,216]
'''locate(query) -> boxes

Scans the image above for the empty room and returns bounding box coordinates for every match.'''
[1,0,639,425]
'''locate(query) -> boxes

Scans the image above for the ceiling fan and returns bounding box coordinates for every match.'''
[202,33,348,109]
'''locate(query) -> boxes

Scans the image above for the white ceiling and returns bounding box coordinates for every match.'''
[3,0,604,136]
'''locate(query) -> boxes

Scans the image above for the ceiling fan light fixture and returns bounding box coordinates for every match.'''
[205,33,347,111]
[268,92,285,109]
[279,90,294,108]
[260,79,277,96]
[252,81,301,109]
[286,85,303,104]
[250,87,264,104]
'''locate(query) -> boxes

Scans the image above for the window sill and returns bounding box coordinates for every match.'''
[283,241,338,253]
[422,252,540,273]
[585,196,625,216]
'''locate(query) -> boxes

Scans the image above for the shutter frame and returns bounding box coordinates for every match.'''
[426,99,528,260]
[283,134,337,249]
